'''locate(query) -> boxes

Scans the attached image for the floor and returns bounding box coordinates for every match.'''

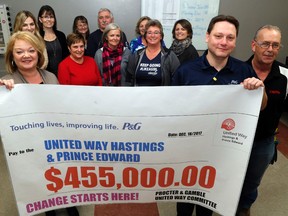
[1,114,288,216]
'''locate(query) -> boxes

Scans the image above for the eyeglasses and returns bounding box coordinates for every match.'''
[254,40,283,50]
[147,31,161,35]
[77,24,88,29]
[41,15,54,20]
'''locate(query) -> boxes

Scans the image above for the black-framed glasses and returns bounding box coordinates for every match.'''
[254,40,283,50]
[41,15,54,20]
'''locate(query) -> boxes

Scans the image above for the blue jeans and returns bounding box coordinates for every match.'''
[238,135,275,209]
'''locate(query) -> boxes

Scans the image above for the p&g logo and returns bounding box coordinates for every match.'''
[122,122,142,130]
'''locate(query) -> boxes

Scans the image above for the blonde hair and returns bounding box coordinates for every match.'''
[13,10,42,39]
[5,31,46,73]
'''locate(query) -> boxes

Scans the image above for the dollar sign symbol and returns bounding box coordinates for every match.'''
[45,167,63,193]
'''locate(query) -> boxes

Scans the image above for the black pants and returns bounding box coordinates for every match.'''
[177,202,213,216]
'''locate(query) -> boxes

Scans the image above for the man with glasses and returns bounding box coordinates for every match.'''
[237,25,288,216]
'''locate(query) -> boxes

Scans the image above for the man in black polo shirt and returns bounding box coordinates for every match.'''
[172,15,267,216]
[237,25,288,216]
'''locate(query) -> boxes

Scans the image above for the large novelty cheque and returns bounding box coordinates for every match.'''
[0,85,263,216]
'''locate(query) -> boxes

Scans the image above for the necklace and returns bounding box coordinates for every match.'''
[44,32,56,41]
[46,39,57,57]
[18,69,44,84]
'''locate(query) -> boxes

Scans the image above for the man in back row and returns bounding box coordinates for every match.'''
[86,8,128,58]
[172,14,267,216]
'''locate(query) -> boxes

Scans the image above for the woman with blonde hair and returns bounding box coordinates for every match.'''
[3,31,57,84]
[13,10,48,68]
[2,31,81,216]
[13,10,41,36]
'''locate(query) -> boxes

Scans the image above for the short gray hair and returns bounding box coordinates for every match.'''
[98,8,113,19]
[253,25,281,40]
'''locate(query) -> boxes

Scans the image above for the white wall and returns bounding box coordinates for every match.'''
[1,0,288,64]
[0,0,141,42]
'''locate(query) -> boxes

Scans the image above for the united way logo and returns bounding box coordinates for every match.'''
[221,118,235,131]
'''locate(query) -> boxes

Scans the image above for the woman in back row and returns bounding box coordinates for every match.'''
[72,15,90,55]
[13,10,49,69]
[130,16,166,54]
[170,19,199,64]
[129,16,151,53]
[38,5,69,77]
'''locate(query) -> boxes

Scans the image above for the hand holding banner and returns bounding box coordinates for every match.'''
[0,85,263,216]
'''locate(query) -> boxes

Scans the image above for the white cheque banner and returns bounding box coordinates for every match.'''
[0,85,263,216]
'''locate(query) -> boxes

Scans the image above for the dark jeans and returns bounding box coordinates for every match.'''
[177,203,213,216]
[45,206,79,216]
[238,136,275,209]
